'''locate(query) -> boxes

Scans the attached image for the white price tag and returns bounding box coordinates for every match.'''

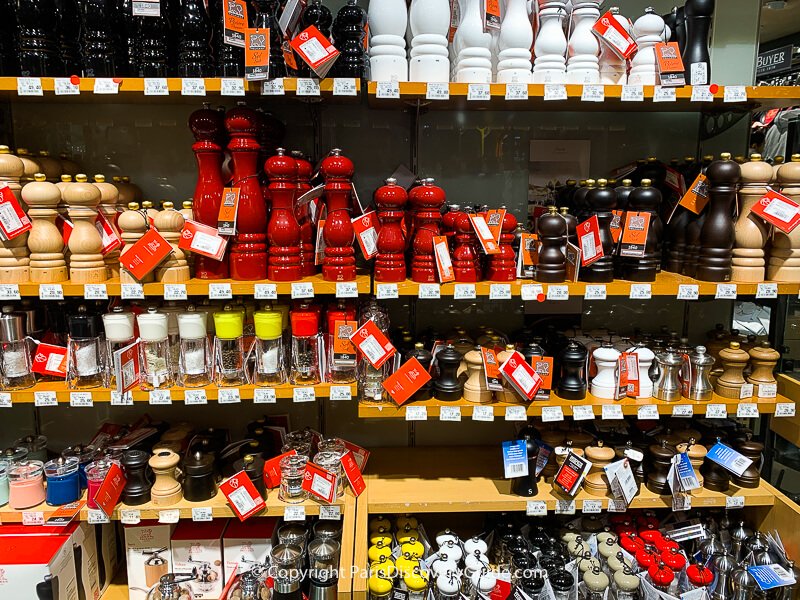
[88,509,110,524]
[572,405,595,421]
[776,403,796,417]
[418,283,441,299]
[546,285,569,301]
[54,78,80,95]
[39,284,64,300]
[375,81,400,99]
[673,405,693,417]
[426,82,450,100]
[254,283,277,299]
[473,405,495,422]
[544,83,567,101]
[192,507,213,521]
[376,283,398,299]
[0,284,20,300]
[333,78,357,96]
[608,499,627,512]
[329,386,352,401]
[120,509,141,524]
[629,284,652,299]
[0,393,11,407]
[724,86,747,103]
[678,284,699,300]
[291,282,314,299]
[584,285,607,300]
[184,389,208,405]
[149,389,172,405]
[705,403,728,419]
[83,284,108,299]
[440,405,462,422]
[144,78,169,95]
[219,388,241,404]
[406,405,428,421]
[209,282,232,299]
[221,78,245,96]
[582,499,602,514]
[505,406,527,421]
[653,86,677,102]
[164,284,187,300]
[490,284,512,300]
[158,509,180,524]
[110,391,133,406]
[70,392,93,407]
[505,83,529,101]
[454,284,477,299]
[526,500,547,516]
[673,494,691,512]
[555,500,576,515]
[739,383,754,399]
[621,85,644,102]
[468,83,491,101]
[254,388,277,404]
[296,78,321,96]
[17,77,43,96]
[602,404,624,420]
[758,382,777,398]
[715,284,737,299]
[336,281,358,298]
[284,505,306,521]
[261,79,285,95]
[293,387,315,403]
[320,505,341,520]
[638,405,660,420]
[541,406,564,422]
[581,84,605,102]
[121,283,145,299]
[726,496,745,509]
[757,283,778,299]
[34,391,58,407]
[93,78,119,94]
[521,284,544,301]
[181,78,206,96]
[737,403,759,418]
[691,85,714,102]
[22,511,45,525]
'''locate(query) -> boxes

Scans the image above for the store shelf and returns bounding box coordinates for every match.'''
[367,82,800,112]
[771,374,800,445]
[100,578,128,600]
[365,446,777,514]
[374,272,800,298]
[8,381,356,404]
[359,391,789,419]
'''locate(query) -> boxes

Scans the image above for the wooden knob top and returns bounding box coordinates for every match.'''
[154,207,185,232]
[63,175,101,207]
[0,146,24,179]
[749,342,780,362]
[22,177,61,206]
[149,449,180,470]
[93,175,119,205]
[719,342,749,363]
[740,156,774,184]
[118,207,148,232]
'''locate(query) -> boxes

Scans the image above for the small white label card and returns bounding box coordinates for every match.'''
[54,78,80,95]
[254,388,277,404]
[757,283,778,299]
[333,78,358,96]
[34,391,58,407]
[93,78,120,94]
[737,403,759,419]
[84,284,108,300]
[17,77,43,96]
[526,500,547,516]
[572,405,595,421]
[544,83,568,101]
[121,283,145,299]
[473,405,495,422]
[776,403,796,417]
[293,387,315,403]
[88,509,110,524]
[426,82,450,100]
[0,393,10,408]
[181,78,207,96]
[159,509,180,523]
[284,505,306,521]
[70,392,93,407]
[376,81,400,99]
[218,388,241,404]
[418,283,441,299]
[758,382,777,399]
[582,499,602,513]
[22,511,45,525]
[164,283,187,300]
[291,282,314,299]
[602,404,624,420]
[144,78,169,95]
[376,283,398,299]
[505,406,527,421]
[0,284,20,300]
[691,85,714,102]
[505,83,529,101]
[440,405,462,422]
[120,509,141,524]
[490,284,512,300]
[149,390,172,405]
[405,405,428,421]
[468,83,491,101]
[296,78,321,96]
[184,389,208,405]
[555,499,576,515]
[724,86,747,103]
[726,495,745,509]
[521,284,544,301]
[221,78,246,96]
[454,284,477,300]
[254,283,277,299]
[541,406,564,422]
[638,405,660,420]
[630,284,652,299]
[678,284,699,300]
[621,85,644,102]
[261,78,286,95]
[739,383,754,399]
[329,386,352,401]
[673,404,693,417]
[192,507,213,521]
[705,403,728,419]
[209,282,233,299]
[581,84,605,102]
[39,284,64,300]
[336,281,358,298]
[715,284,737,299]
[585,285,607,300]
[547,285,569,301]
[320,505,342,520]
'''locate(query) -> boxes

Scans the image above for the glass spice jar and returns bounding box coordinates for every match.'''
[67,306,107,389]
[44,456,81,506]
[85,459,117,510]
[0,312,36,390]
[290,305,321,385]
[313,450,345,499]
[213,309,247,386]
[8,460,46,509]
[253,310,287,386]
[102,307,135,388]
[279,454,308,504]
[137,309,173,390]
[14,434,47,461]
[177,309,211,387]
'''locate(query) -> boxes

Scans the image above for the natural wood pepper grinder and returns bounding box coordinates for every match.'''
[154,202,190,282]
[36,151,62,182]
[460,347,493,404]
[22,173,67,283]
[746,341,780,396]
[714,341,750,399]
[93,175,121,279]
[63,174,107,283]
[148,449,183,506]
[768,154,800,282]
[16,149,41,184]
[732,154,771,282]
[696,153,739,282]
[0,147,30,283]
[118,202,154,283]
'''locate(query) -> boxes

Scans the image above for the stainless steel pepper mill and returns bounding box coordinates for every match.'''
[730,522,753,562]
[654,348,683,401]
[712,553,736,600]
[686,345,714,401]
[730,561,758,600]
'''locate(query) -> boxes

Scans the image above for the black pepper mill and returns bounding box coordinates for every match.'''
[580,178,616,283]
[682,0,714,85]
[182,451,217,502]
[408,342,433,402]
[621,179,662,282]
[434,344,464,401]
[572,180,593,222]
[615,178,635,211]
[331,0,366,78]
[177,0,213,76]
[136,4,171,76]
[56,0,81,74]
[646,440,676,495]
[15,0,63,76]
[559,207,577,250]
[702,437,730,492]
[674,6,686,54]
[208,0,245,76]
[556,340,587,400]
[235,454,266,497]
[80,0,117,76]
[511,433,540,497]
[536,206,566,283]
[297,0,333,77]
[121,450,153,505]
[731,434,763,489]
[696,153,739,282]
[250,0,290,78]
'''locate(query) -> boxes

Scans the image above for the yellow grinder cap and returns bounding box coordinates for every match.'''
[213,311,243,339]
[254,310,283,340]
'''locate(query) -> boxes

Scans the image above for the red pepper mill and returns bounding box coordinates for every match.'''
[374,178,408,283]
[486,208,518,281]
[189,103,228,279]
[697,153,740,282]
[453,211,481,282]
[226,102,268,280]
[266,148,301,281]
[292,150,316,277]
[321,149,356,282]
[410,178,445,283]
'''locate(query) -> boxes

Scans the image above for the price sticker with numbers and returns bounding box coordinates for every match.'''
[336,282,358,298]
[320,505,341,520]
[333,78,358,96]
[110,391,133,406]
[376,283,398,299]
[120,509,141,524]
[0,393,11,408]
[93,78,120,94]
[715,284,737,299]
[739,383,754,399]
[505,406,527,421]
[653,86,677,102]
[638,405,659,420]
[284,505,306,521]
[88,509,110,524]
[726,496,745,509]
[673,405,693,417]
[757,283,778,299]
[0,284,20,300]
[83,284,108,300]
[584,285,607,300]
[254,283,277,299]
[297,78,321,96]
[17,77,43,96]
[490,284,512,300]
[293,388,315,403]
[159,509,180,524]
[184,389,207,405]
[418,283,440,299]
[629,284,652,299]
[406,406,428,421]
[209,283,232,299]
[375,81,400,98]
[526,500,547,516]
[541,406,564,423]
[776,403,796,417]
[144,78,169,95]
[23,511,45,525]
[261,79,285,95]
[621,85,644,101]
[555,500,576,515]
[602,404,624,420]
[254,388,277,404]
[121,283,145,299]
[691,85,714,102]
[547,285,569,301]
[329,386,352,401]
[544,83,568,101]
[521,284,544,301]
[426,82,450,100]
[219,388,241,404]
[758,383,777,399]
[581,84,605,102]
[149,390,172,405]
[582,499,602,513]
[54,78,81,95]
[737,404,759,418]
[572,405,595,421]
[468,83,491,101]
[440,406,461,422]
[724,86,747,103]
[39,284,64,300]
[70,392,93,407]
[34,391,58,407]
[164,284,187,300]
[454,284,476,300]
[181,78,207,96]
[221,78,245,96]
[192,507,213,521]
[505,83,529,101]
[705,404,728,419]
[291,282,314,299]
[677,284,699,300]
[473,405,495,422]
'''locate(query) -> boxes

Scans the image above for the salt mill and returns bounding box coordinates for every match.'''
[213,309,247,387]
[137,309,173,390]
[177,309,211,388]
[0,312,36,390]
[67,305,106,389]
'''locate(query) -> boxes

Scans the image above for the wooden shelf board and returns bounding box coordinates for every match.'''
[771,374,800,445]
[364,446,775,513]
[375,272,800,298]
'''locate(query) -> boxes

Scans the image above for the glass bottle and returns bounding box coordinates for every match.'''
[8,460,46,509]
[290,305,320,385]
[102,307,135,388]
[0,312,36,390]
[213,309,247,386]
[137,309,173,390]
[357,299,390,402]
[313,450,344,499]
[253,310,287,386]
[67,305,106,389]
[44,456,81,506]
[279,454,308,504]
[177,310,211,387]
[85,458,117,510]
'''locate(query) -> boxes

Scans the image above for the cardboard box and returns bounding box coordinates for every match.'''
[222,517,278,584]
[124,521,176,600]
[0,534,79,600]
[170,520,227,599]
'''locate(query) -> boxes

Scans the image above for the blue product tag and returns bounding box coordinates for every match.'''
[502,439,529,479]
[706,442,754,477]
[535,441,552,477]
[748,565,797,591]
[676,452,700,491]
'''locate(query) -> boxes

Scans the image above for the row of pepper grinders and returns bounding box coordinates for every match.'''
[507,418,764,499]
[0,418,356,510]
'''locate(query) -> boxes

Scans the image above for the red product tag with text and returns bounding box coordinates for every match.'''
[340,450,366,497]
[616,354,629,400]
[433,235,455,283]
[93,462,127,517]
[220,471,266,521]
[577,215,603,266]
[342,441,370,471]
[178,219,228,261]
[610,210,624,244]
[95,212,122,255]
[0,184,32,241]
[382,357,432,406]
[751,188,800,233]
[469,214,501,255]
[625,352,640,397]
[351,211,379,259]
[484,208,506,244]
[350,319,396,369]
[119,228,173,281]
[591,10,637,59]
[499,350,543,401]
[531,356,554,390]
[263,450,297,489]
[290,25,340,77]
[32,343,68,377]
[302,461,338,504]
[664,167,685,195]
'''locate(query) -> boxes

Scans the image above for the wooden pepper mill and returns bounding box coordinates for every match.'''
[697,153,739,282]
[460,347,493,403]
[746,341,780,396]
[93,174,122,279]
[22,173,68,283]
[63,174,107,283]
[154,202,190,282]
[676,439,707,488]
[118,202,154,283]
[714,341,750,399]
[36,151,63,182]
[148,449,183,506]
[768,154,800,282]
[732,155,771,282]
[15,149,41,185]
[0,147,30,283]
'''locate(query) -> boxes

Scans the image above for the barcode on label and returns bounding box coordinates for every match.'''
[506,463,526,475]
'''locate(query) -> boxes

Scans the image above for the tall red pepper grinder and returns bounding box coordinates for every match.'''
[265,148,301,281]
[225,102,268,280]
[189,103,228,279]
[292,150,316,277]
[374,178,407,283]
[321,149,357,282]
[486,208,518,281]
[410,178,445,283]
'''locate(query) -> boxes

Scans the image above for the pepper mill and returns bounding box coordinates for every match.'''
[621,179,662,282]
[331,0,367,78]
[16,149,42,185]
[408,343,433,402]
[731,434,762,489]
[434,344,464,401]
[732,155,771,282]
[615,179,635,211]
[23,173,67,283]
[768,154,800,282]
[93,175,121,279]
[136,1,170,76]
[297,0,333,77]
[154,203,190,282]
[486,209,518,281]
[410,179,445,283]
[189,104,228,279]
[320,149,357,282]
[374,178,408,282]
[177,0,213,77]
[148,449,182,506]
[536,206,566,283]
[746,341,780,396]
[676,438,707,488]
[0,148,30,283]
[560,207,578,249]
[581,179,616,283]
[291,151,316,277]
[590,343,621,400]
[557,340,587,400]
[121,449,152,506]
[79,0,116,76]
[36,152,62,183]
[696,154,739,282]
[685,346,714,402]
[209,0,244,76]
[631,342,655,398]
[453,211,482,282]
[266,149,302,281]
[714,342,750,399]
[252,0,292,78]
[460,347,493,404]
[646,440,676,495]
[15,0,62,76]
[682,0,714,85]
[702,438,730,492]
[511,433,539,497]
[64,174,107,283]
[118,202,154,283]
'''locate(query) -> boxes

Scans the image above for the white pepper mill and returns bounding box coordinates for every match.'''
[177,309,210,387]
[137,308,174,390]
